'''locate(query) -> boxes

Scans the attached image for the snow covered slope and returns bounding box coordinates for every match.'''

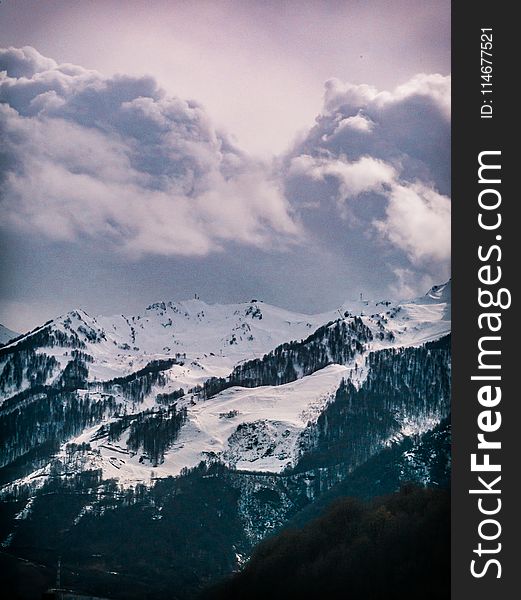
[1,300,325,391]
[0,281,451,489]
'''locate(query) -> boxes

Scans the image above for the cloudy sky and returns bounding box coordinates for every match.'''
[0,0,451,331]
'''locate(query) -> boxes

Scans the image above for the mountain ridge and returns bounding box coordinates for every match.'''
[0,282,451,599]
[0,281,450,487]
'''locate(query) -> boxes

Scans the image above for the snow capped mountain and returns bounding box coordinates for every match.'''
[2,300,322,384]
[2,281,451,383]
[0,283,451,598]
[0,282,450,489]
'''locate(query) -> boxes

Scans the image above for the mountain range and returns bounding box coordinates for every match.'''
[0,281,451,599]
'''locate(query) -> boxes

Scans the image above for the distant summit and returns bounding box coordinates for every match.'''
[0,323,19,346]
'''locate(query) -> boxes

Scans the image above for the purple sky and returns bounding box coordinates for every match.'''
[0,0,450,156]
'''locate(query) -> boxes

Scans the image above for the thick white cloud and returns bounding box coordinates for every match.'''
[1,46,450,304]
[0,46,299,257]
[373,183,451,265]
[285,72,451,291]
[323,73,450,120]
[0,45,57,78]
[294,73,451,194]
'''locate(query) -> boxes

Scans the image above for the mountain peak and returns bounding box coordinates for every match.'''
[0,323,20,346]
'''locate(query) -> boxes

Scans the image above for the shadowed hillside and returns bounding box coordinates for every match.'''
[201,486,450,600]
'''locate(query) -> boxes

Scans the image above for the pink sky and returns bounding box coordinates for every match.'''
[0,0,450,156]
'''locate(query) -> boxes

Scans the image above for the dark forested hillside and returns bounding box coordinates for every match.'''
[293,337,451,474]
[0,338,451,600]
[201,486,450,600]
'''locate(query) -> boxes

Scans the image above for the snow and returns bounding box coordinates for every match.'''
[175,363,349,473]
[1,283,450,388]
[1,281,451,489]
[54,364,349,485]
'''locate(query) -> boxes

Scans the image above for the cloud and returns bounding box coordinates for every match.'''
[373,182,451,265]
[388,268,435,302]
[0,45,57,78]
[0,46,300,257]
[294,73,451,194]
[284,72,451,289]
[1,46,450,303]
[289,154,396,212]
[323,73,450,120]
